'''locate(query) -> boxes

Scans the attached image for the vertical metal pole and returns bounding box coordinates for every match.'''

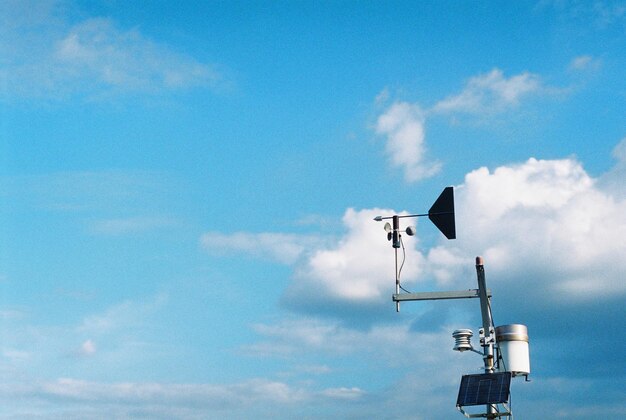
[393,215,400,312]
[395,247,400,312]
[476,256,497,418]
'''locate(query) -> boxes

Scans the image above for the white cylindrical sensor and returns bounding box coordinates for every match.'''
[496,324,530,377]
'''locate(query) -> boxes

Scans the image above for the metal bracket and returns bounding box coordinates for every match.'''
[458,406,512,418]
[479,327,495,346]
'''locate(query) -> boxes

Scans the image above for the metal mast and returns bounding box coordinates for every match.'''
[374,187,528,419]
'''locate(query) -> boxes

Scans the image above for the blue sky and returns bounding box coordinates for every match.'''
[1,0,625,418]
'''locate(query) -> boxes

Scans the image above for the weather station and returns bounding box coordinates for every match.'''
[374,187,530,419]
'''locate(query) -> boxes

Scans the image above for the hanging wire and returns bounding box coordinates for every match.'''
[398,235,412,293]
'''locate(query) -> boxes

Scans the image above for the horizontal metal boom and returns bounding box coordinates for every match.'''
[392,289,491,302]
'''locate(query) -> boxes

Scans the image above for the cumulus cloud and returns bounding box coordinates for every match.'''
[375,102,442,182]
[199,209,428,317]
[428,156,626,300]
[198,156,626,322]
[373,69,550,183]
[283,208,425,309]
[211,149,625,313]
[433,68,543,115]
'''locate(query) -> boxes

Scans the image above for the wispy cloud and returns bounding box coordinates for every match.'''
[200,232,330,265]
[2,170,179,235]
[0,3,225,100]
[597,138,626,196]
[245,318,450,361]
[54,18,220,92]
[319,387,365,400]
[432,68,543,115]
[38,377,308,406]
[548,0,626,30]
[89,216,177,236]
[241,316,473,417]
[568,55,602,72]
[79,294,167,335]
[3,170,171,212]
[0,376,370,418]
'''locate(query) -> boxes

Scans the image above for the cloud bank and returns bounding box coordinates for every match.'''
[202,149,626,315]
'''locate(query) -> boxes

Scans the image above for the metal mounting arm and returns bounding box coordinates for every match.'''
[393,289,491,302]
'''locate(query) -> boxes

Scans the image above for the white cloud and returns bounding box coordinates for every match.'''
[79,294,167,335]
[374,87,390,105]
[373,69,549,183]
[568,55,602,72]
[375,101,441,182]
[78,339,97,357]
[38,377,308,406]
[242,316,472,418]
[319,387,365,400]
[598,137,626,195]
[0,376,372,418]
[54,18,219,92]
[428,156,626,299]
[245,317,455,368]
[0,5,223,100]
[202,152,625,313]
[611,137,626,162]
[433,68,543,115]
[284,208,425,306]
[294,157,624,309]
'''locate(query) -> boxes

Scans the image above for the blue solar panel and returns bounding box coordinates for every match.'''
[456,372,511,407]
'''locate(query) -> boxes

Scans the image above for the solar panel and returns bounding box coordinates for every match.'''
[456,372,511,407]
